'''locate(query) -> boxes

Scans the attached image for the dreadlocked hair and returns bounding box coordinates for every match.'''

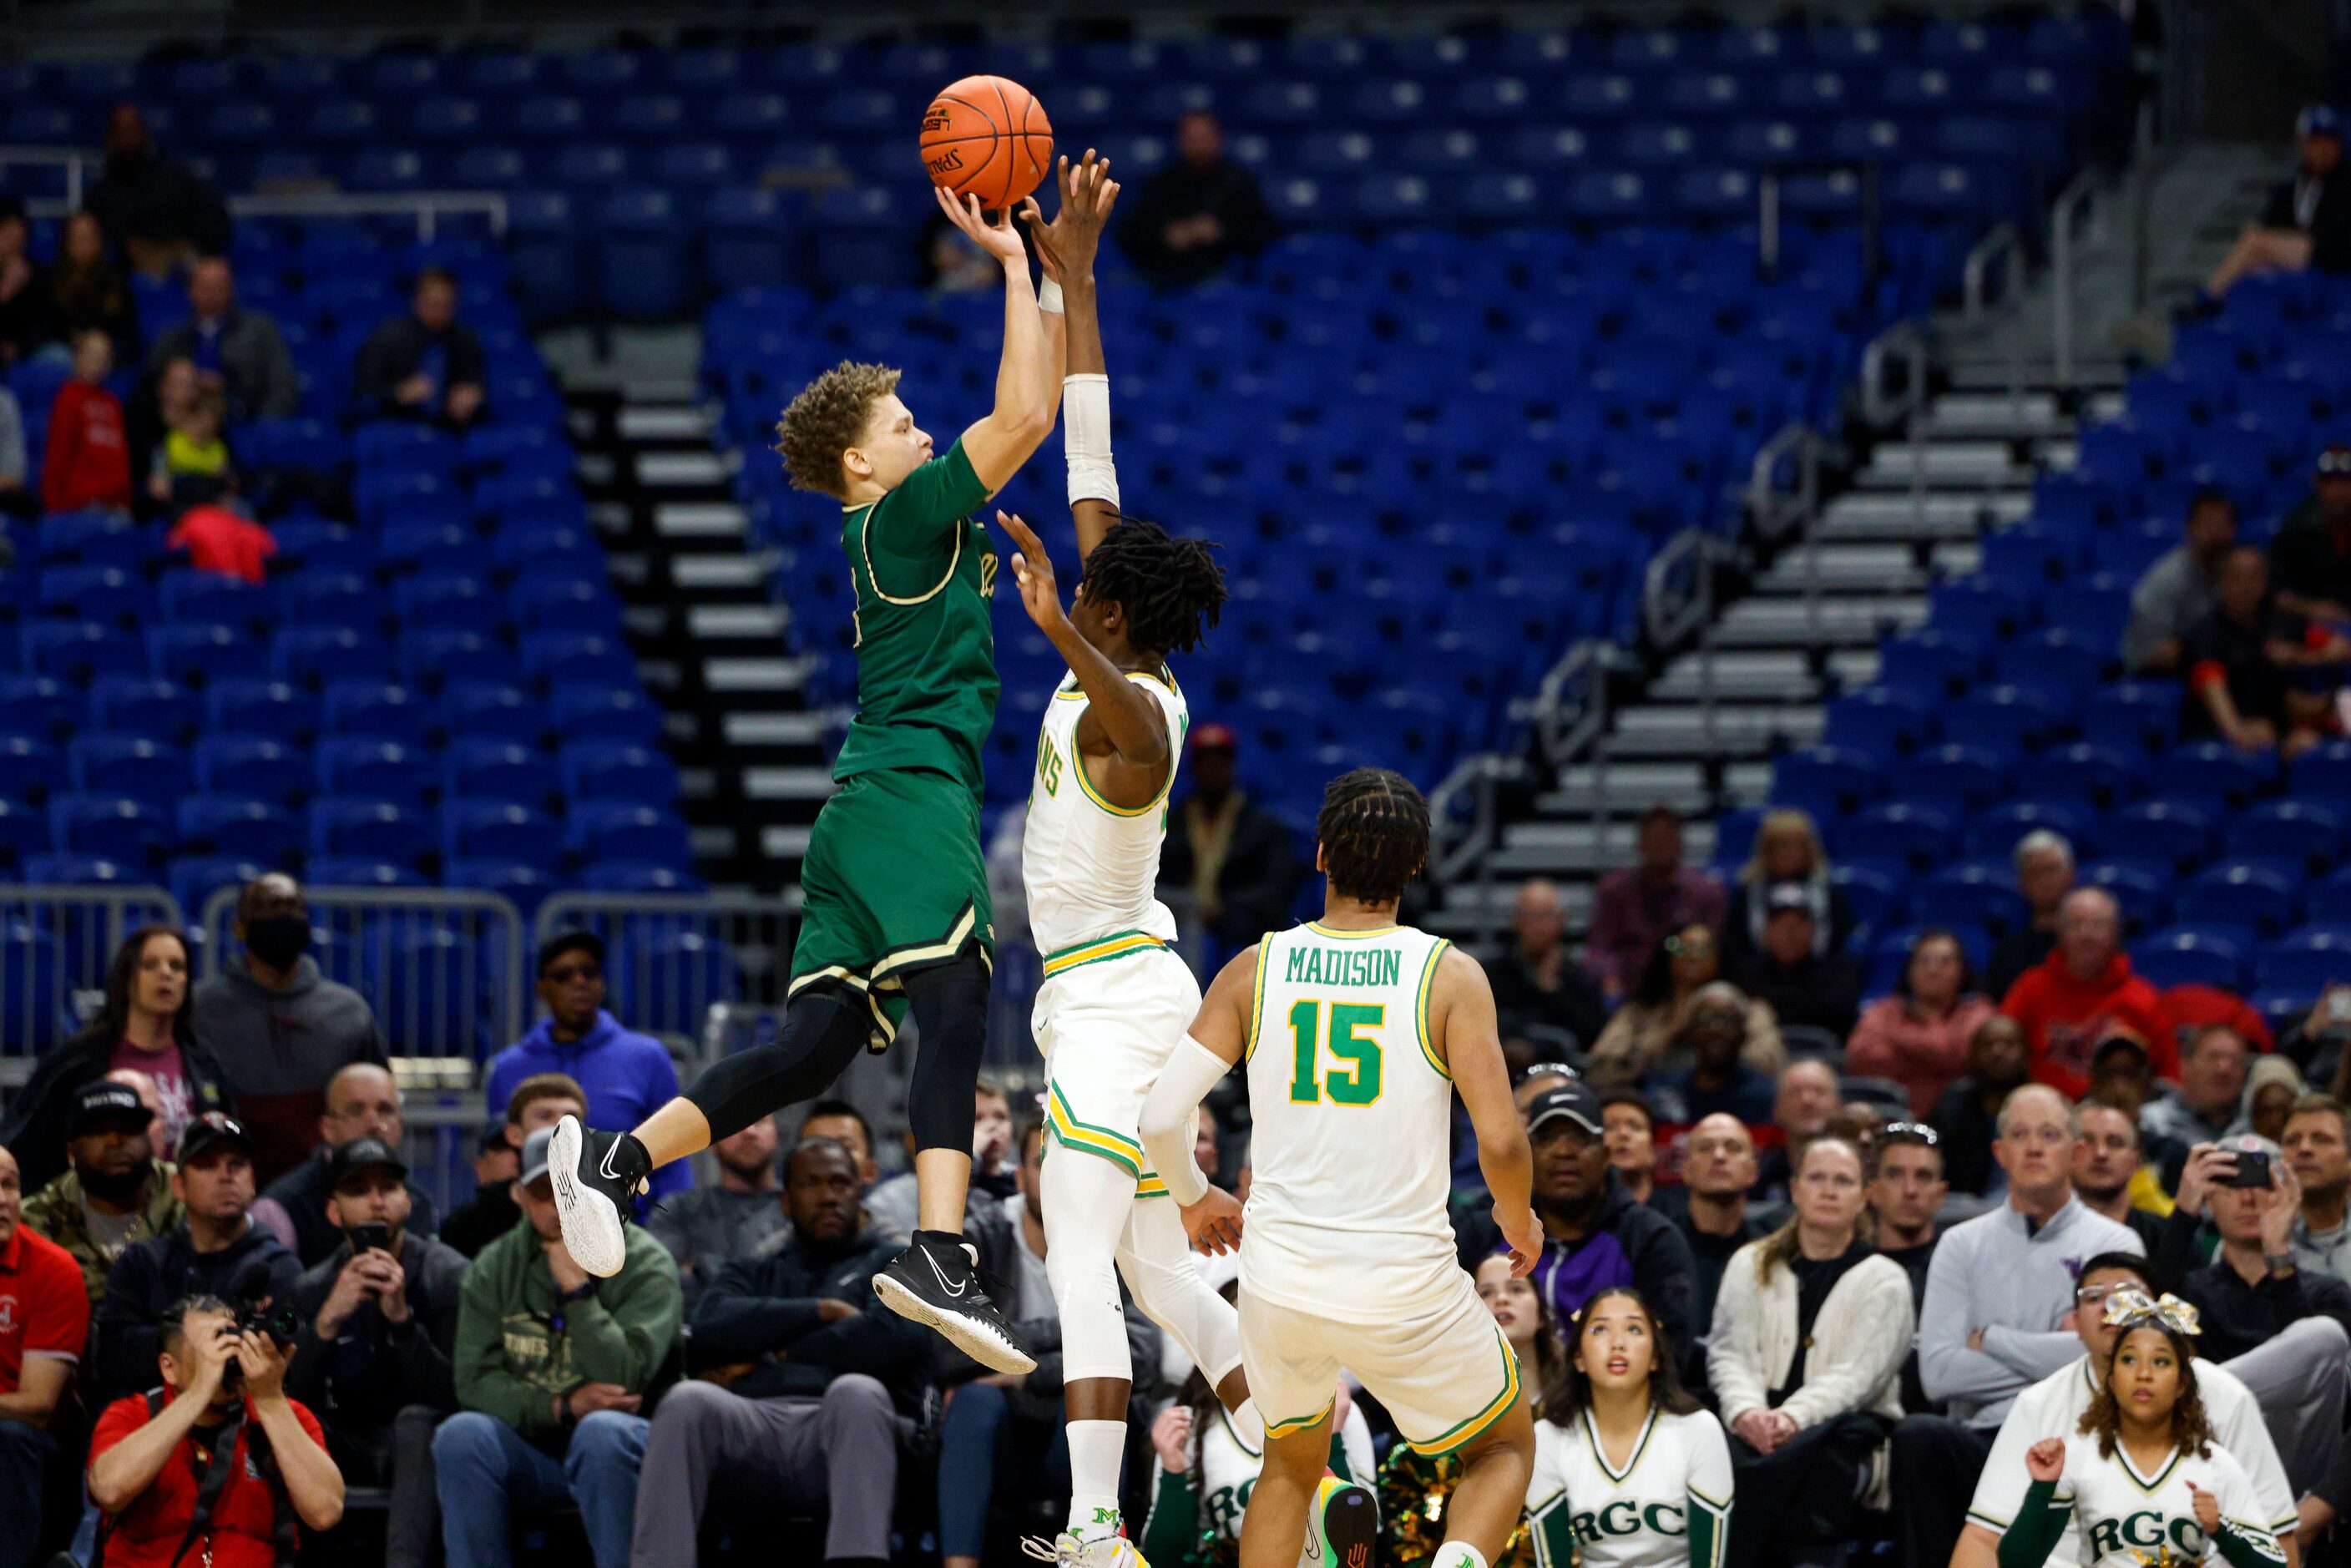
[1317,768,1430,906]
[1081,516,1227,656]
[774,361,900,499]
[2079,1323,2215,1460]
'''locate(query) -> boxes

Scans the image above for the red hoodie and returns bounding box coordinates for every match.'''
[42,379,131,513]
[2000,949,2175,1097]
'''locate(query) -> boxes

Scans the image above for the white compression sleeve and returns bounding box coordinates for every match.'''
[1138,1035,1229,1206]
[1063,372,1120,509]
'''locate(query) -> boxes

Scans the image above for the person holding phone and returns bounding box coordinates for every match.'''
[287,1136,468,1568]
[2168,1136,2351,1364]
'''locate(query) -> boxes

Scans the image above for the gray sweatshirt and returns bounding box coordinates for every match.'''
[1917,1194,2144,1428]
[190,956,388,1184]
[0,385,23,485]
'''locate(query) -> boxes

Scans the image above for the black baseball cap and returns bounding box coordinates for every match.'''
[327,1136,408,1191]
[70,1080,151,1137]
[535,930,604,979]
[1526,1081,1605,1139]
[2091,1033,2151,1070]
[176,1112,255,1166]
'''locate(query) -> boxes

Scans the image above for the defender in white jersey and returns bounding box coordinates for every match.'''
[1140,768,1544,1568]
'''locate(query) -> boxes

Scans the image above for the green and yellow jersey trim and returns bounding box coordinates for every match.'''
[1580,1405,1659,1483]
[1306,921,1400,940]
[1267,1398,1336,1441]
[1059,669,1186,817]
[1243,934,1272,1063]
[2117,1446,2184,1495]
[1042,929,1168,979]
[1415,938,1453,1080]
[1403,1328,1523,1457]
[1044,1082,1168,1196]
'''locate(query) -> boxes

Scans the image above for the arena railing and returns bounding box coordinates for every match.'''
[0,146,94,209]
[2048,169,2104,389]
[0,882,183,1067]
[3,145,508,240]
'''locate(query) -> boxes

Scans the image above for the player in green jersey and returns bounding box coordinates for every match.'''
[551,166,1118,1375]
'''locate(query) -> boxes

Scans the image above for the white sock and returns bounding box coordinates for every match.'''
[1227,1396,1266,1452]
[1067,1419,1127,1535]
[1431,1544,1490,1568]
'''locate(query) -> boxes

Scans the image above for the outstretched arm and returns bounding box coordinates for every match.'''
[937,190,1056,495]
[1026,154,1121,559]
[1437,948,1539,1276]
[998,510,1170,795]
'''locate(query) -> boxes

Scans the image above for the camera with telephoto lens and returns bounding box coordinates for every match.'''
[218,1294,302,1393]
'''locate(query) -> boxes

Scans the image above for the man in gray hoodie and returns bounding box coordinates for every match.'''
[1888,1084,2143,1568]
[190,875,387,1186]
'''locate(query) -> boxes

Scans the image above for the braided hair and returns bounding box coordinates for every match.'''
[1317,768,1430,906]
[1079,516,1227,657]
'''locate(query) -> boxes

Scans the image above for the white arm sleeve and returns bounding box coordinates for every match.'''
[1063,372,1120,509]
[1140,1034,1229,1206]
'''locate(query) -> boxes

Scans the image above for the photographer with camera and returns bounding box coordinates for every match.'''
[94,1115,301,1403]
[286,1136,464,1568]
[88,1294,342,1568]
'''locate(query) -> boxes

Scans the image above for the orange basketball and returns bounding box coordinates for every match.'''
[920,75,1053,211]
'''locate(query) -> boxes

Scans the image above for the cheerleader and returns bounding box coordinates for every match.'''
[2000,1290,2287,1568]
[1526,1286,1734,1568]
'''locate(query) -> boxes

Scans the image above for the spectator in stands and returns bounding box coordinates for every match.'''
[94,1114,303,1402]
[2236,1055,2306,1142]
[48,211,136,359]
[87,1297,344,1564]
[43,327,133,514]
[483,932,693,1206]
[352,266,488,427]
[2181,543,2346,759]
[21,1080,183,1307]
[435,1128,680,1568]
[2177,1134,2351,1359]
[866,1077,1013,1246]
[796,1100,882,1191]
[287,1136,466,1568]
[1587,807,1727,1000]
[193,876,388,1186]
[1588,923,1786,1086]
[1120,110,1276,286]
[2072,1100,2169,1259]
[1999,888,2175,1100]
[1641,983,1780,1128]
[1159,724,1298,966]
[1869,1121,1948,1309]
[2285,1095,2351,1287]
[2287,985,2351,1091]
[2271,443,2351,627]
[1983,832,2076,1003]
[2208,105,2350,299]
[1848,930,1998,1117]
[1722,810,1854,975]
[1487,878,1610,1058]
[1892,1085,2143,1568]
[254,1064,439,1267]
[0,1143,90,1568]
[2125,487,2238,674]
[635,1135,924,1567]
[1711,1136,1913,1566]
[3,925,226,1192]
[147,385,235,511]
[1753,1060,1845,1197]
[646,1116,786,1308]
[0,197,52,367]
[923,209,1006,294]
[83,104,231,276]
[1670,1113,1767,1357]
[0,383,29,521]
[1931,1016,2032,1196]
[2142,1024,2256,1148]
[438,1074,585,1260]
[1456,1080,1698,1363]
[1602,1090,1659,1206]
[168,501,276,586]
[145,257,301,422]
[1728,882,1863,1044]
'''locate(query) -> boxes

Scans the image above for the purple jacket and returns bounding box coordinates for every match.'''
[483,1009,693,1201]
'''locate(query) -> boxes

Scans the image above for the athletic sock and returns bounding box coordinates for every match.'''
[1066,1419,1127,1537]
[1430,1543,1490,1568]
[913,1228,968,1251]
[614,1132,650,1186]
[1228,1397,1266,1452]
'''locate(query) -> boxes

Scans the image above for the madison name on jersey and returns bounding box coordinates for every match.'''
[1526,1407,1733,1568]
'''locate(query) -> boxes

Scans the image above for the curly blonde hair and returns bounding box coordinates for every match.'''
[774,361,900,499]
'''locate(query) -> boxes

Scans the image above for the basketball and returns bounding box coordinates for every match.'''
[920,74,1054,211]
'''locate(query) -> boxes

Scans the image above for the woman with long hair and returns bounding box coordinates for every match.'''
[1846,928,1998,1117]
[1721,810,1854,973]
[1525,1286,1731,1568]
[1587,923,1785,1086]
[48,210,137,357]
[2002,1292,2285,1568]
[1707,1136,1913,1568]
[0,924,230,1186]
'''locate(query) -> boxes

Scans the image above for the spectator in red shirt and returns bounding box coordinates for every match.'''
[43,329,133,515]
[88,1294,342,1568]
[168,504,276,586]
[0,1143,93,1568]
[1999,888,2175,1098]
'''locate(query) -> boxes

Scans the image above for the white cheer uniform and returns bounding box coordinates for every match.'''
[1526,1408,1734,1568]
[2016,1436,2284,1568]
[1148,1402,1378,1557]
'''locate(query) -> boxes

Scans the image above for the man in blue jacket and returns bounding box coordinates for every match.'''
[483,934,690,1205]
[629,1136,923,1564]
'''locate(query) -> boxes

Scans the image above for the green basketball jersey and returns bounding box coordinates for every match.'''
[834,438,1000,797]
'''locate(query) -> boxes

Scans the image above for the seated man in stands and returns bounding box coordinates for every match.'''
[21,1079,182,1308]
[2142,1024,2256,1149]
[0,1143,91,1568]
[351,266,488,427]
[439,1073,585,1259]
[1999,888,2174,1100]
[1727,882,1862,1043]
[83,104,230,278]
[2181,543,2348,759]
[288,1136,468,1568]
[94,1114,303,1403]
[255,1062,439,1267]
[645,1115,786,1308]
[1587,806,1727,1001]
[633,1135,926,1565]
[143,256,300,422]
[2126,487,2238,675]
[1118,110,1277,286]
[434,1128,680,1568]
[1641,984,1779,1127]
[2208,106,2350,299]
[2270,443,2351,630]
[1984,832,2075,1002]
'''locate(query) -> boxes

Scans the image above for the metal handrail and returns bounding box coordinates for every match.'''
[0,145,95,208]
[2049,170,2101,388]
[1963,223,2023,319]
[1859,322,1929,431]
[1747,420,1822,542]
[230,190,510,240]
[1641,527,1724,651]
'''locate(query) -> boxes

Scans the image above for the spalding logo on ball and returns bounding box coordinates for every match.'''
[921,75,1054,211]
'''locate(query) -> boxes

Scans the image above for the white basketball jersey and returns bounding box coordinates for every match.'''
[1241,920,1459,1323]
[1527,1408,1734,1568]
[1022,667,1186,964]
[2045,1436,2282,1568]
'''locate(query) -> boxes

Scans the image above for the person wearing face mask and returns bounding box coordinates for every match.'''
[251,1064,441,1267]
[191,875,388,1187]
[21,1080,184,1307]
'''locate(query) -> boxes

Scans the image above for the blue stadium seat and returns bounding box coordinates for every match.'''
[550,685,663,746]
[581,862,705,894]
[309,798,432,870]
[1913,862,2030,938]
[560,742,680,806]
[2181,862,2303,939]
[2080,860,2175,932]
[87,678,200,744]
[177,797,300,865]
[2134,927,2251,992]
[0,798,44,873]
[275,628,397,690]
[703,189,801,291]
[443,802,564,873]
[447,740,549,810]
[2081,683,2178,755]
[2033,742,2140,808]
[568,803,692,867]
[49,795,169,866]
[207,680,318,746]
[167,856,264,921]
[2255,929,2351,1000]
[316,741,436,807]
[1964,799,2095,861]
[68,735,191,812]
[0,677,75,742]
[442,681,539,744]
[2108,799,2217,872]
[2162,741,2278,810]
[1888,745,2011,812]
[1837,802,1957,873]
[597,189,692,320]
[1772,746,1880,820]
[309,857,427,890]
[2225,801,2347,876]
[2292,741,2351,803]
[28,623,145,686]
[444,857,557,912]
[2314,867,2351,927]
[322,681,431,749]
[1941,685,2062,754]
[191,736,301,806]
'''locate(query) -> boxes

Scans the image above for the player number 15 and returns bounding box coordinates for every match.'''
[1286,1000,1384,1107]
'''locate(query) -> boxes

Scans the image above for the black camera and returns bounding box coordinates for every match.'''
[219,1295,300,1393]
